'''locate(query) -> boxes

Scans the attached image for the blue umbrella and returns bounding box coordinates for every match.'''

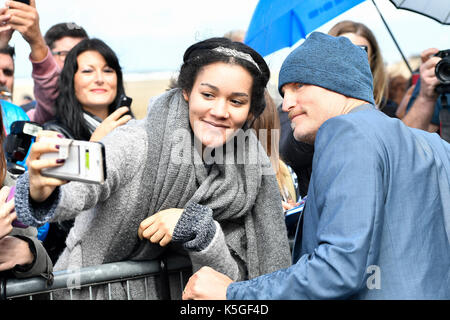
[244,0,366,57]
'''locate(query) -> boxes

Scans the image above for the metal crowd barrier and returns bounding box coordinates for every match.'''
[1,253,192,300]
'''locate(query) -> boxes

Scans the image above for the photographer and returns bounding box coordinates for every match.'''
[400,47,450,143]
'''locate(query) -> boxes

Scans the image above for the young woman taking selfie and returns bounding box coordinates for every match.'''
[14,37,291,300]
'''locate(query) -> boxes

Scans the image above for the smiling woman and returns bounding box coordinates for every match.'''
[43,38,133,141]
[74,50,118,120]
[13,36,292,300]
[184,62,253,148]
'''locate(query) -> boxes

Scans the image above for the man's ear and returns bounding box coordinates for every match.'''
[182,90,189,102]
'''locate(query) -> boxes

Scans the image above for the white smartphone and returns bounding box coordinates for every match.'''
[41,139,106,184]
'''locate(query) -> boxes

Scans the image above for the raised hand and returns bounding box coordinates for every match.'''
[89,106,132,142]
[3,0,48,61]
[26,130,68,203]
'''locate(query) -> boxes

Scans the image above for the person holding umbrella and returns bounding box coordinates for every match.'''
[182,32,450,300]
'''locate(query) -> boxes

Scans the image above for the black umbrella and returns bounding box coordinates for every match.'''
[389,0,450,25]
[371,0,450,75]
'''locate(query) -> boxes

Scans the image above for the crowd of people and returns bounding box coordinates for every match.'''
[0,1,449,300]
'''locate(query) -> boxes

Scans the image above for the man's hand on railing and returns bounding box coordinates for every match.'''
[183,266,232,300]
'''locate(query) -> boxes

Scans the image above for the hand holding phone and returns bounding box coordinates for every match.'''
[117,94,133,117]
[26,132,106,204]
[89,106,133,142]
[40,138,106,184]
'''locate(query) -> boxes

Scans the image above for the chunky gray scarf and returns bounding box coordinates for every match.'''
[123,88,289,278]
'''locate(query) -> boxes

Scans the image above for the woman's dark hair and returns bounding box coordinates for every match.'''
[55,38,125,140]
[177,37,270,120]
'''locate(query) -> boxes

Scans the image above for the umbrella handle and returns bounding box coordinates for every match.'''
[371,0,413,75]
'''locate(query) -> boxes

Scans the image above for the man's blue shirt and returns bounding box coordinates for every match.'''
[228,108,450,299]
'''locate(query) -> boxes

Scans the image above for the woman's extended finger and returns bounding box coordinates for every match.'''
[106,106,130,122]
[116,114,132,126]
[28,157,66,172]
[115,106,130,116]
[27,140,60,168]
[35,130,65,142]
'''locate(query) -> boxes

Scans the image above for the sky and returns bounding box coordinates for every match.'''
[4,0,450,79]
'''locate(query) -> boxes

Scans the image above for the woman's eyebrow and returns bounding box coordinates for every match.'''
[200,83,249,97]
[231,92,249,97]
[200,83,219,91]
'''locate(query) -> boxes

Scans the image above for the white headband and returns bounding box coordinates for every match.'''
[212,46,261,72]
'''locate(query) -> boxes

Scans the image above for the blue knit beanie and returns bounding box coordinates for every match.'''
[278,32,375,105]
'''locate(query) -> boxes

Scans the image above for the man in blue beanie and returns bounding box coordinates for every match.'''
[183,32,450,300]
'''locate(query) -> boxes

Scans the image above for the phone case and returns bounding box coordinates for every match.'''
[41,139,106,184]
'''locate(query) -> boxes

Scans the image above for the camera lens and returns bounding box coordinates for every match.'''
[435,58,450,84]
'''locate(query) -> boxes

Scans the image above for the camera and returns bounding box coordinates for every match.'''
[434,50,450,107]
[4,121,42,175]
[435,49,450,85]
